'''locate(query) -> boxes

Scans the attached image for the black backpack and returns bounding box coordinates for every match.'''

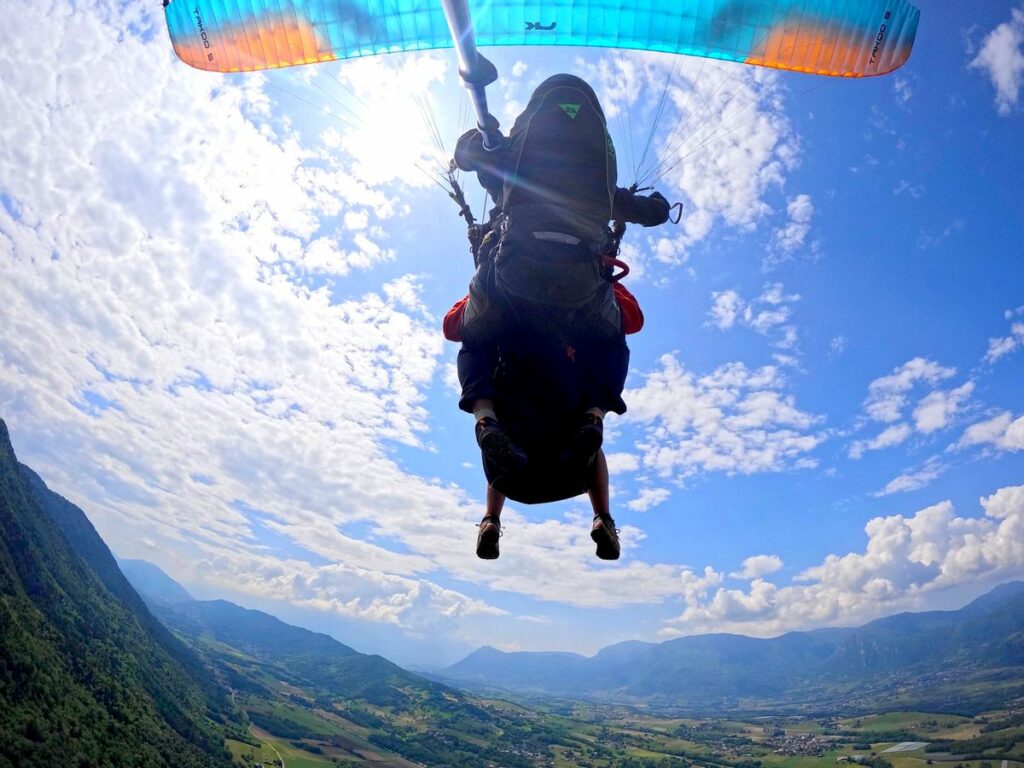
[502,74,617,241]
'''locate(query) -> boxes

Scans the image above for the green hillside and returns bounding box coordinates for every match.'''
[0,418,240,768]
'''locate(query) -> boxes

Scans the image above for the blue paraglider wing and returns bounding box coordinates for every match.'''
[166,0,918,77]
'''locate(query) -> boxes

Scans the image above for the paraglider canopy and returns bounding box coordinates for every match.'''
[165,0,919,79]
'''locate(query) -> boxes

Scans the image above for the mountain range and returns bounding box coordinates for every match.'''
[436,581,1024,713]
[120,542,1024,718]
[4,405,1024,768]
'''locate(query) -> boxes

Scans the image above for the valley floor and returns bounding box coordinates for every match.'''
[226,701,1024,768]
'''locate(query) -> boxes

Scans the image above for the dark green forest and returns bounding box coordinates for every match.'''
[0,418,242,768]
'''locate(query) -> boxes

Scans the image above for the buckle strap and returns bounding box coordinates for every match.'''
[532,231,582,245]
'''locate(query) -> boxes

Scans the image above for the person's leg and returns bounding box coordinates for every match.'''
[477,484,506,559]
[587,448,610,518]
[568,288,629,463]
[457,262,528,476]
[457,347,499,414]
[588,450,620,560]
[579,332,629,416]
[485,484,506,518]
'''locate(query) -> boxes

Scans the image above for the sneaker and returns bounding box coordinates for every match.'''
[568,413,604,464]
[476,417,528,475]
[476,515,501,560]
[591,514,620,561]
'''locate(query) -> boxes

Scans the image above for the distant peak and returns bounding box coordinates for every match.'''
[118,558,194,603]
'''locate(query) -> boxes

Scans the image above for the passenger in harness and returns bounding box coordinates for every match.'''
[444,74,673,561]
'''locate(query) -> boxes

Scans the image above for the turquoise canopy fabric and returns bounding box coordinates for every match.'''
[166,0,919,78]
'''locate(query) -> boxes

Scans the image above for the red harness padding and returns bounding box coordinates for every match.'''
[614,281,644,335]
[442,279,643,342]
[443,295,471,342]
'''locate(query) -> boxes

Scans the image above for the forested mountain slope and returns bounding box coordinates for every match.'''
[0,418,240,768]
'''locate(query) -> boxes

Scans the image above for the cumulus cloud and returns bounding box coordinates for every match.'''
[709,290,744,330]
[627,487,671,512]
[969,8,1024,116]
[912,382,975,434]
[767,194,814,267]
[849,360,972,459]
[849,423,913,460]
[863,358,957,423]
[192,548,504,635]
[664,484,1024,637]
[730,554,783,580]
[625,355,824,481]
[707,283,800,353]
[985,307,1024,363]
[957,412,1024,452]
[606,452,641,474]
[586,54,800,267]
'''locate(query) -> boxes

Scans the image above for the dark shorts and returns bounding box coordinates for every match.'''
[458,237,629,416]
[483,340,597,504]
[456,233,630,502]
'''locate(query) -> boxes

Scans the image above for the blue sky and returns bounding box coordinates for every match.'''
[1,0,1023,668]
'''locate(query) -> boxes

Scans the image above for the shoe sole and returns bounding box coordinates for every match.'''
[591,525,620,561]
[479,433,528,475]
[477,525,500,560]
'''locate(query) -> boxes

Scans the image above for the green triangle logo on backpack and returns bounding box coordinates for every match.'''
[558,103,581,119]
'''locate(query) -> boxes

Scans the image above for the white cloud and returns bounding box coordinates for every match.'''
[730,554,783,580]
[848,423,913,460]
[664,484,1024,637]
[586,54,800,267]
[862,358,957,423]
[709,289,743,329]
[958,412,1024,452]
[969,8,1024,116]
[985,309,1024,363]
[627,487,671,512]
[605,452,641,474]
[894,77,914,105]
[912,382,975,434]
[196,549,504,631]
[344,210,369,230]
[917,218,964,251]
[333,55,454,186]
[625,355,824,481]
[893,180,924,198]
[850,361,972,458]
[875,458,947,497]
[706,283,800,353]
[767,194,814,266]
